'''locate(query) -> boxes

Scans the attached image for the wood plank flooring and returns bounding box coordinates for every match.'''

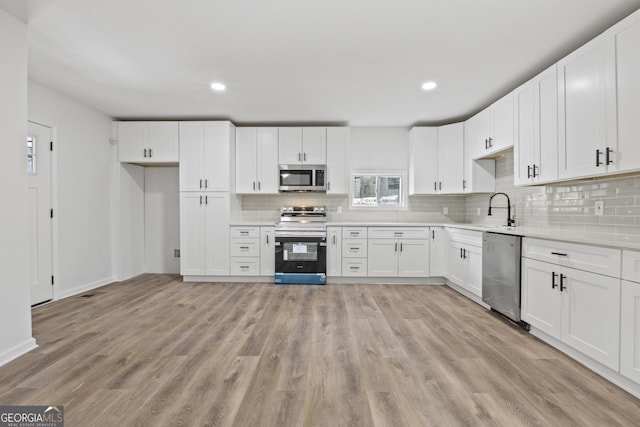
[1,274,640,426]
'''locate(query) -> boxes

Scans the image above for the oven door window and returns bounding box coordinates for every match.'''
[283,242,318,261]
[280,170,313,187]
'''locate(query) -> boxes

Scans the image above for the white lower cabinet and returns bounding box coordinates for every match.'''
[429,227,448,277]
[621,280,640,383]
[447,229,482,297]
[327,227,342,276]
[621,250,640,384]
[230,227,260,276]
[341,227,367,277]
[367,228,429,278]
[521,240,621,371]
[180,192,230,276]
[260,227,275,276]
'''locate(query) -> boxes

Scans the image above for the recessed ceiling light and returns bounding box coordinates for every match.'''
[210,82,226,91]
[422,81,437,91]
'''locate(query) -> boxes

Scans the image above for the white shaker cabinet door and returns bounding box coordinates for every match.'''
[614,13,640,173]
[558,35,616,180]
[327,227,342,276]
[326,127,349,194]
[367,239,398,277]
[235,127,258,193]
[203,122,232,191]
[203,192,230,276]
[278,127,303,164]
[514,80,536,186]
[179,122,205,192]
[147,121,179,163]
[398,239,429,278]
[560,268,620,370]
[521,258,561,339]
[118,121,147,163]
[257,128,279,193]
[621,280,640,384]
[260,227,275,276]
[409,127,438,194]
[180,192,205,276]
[302,127,326,164]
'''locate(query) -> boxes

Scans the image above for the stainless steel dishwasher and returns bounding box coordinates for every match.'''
[482,231,527,327]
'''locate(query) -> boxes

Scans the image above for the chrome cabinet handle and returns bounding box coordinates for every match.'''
[303,153,307,162]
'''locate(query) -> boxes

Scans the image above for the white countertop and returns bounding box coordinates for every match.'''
[230,220,640,252]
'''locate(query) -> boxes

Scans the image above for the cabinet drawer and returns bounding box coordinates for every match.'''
[230,239,260,257]
[448,228,482,247]
[230,227,260,238]
[623,250,640,283]
[367,227,429,239]
[342,227,367,239]
[522,238,621,277]
[230,257,260,276]
[342,239,367,257]
[342,259,367,277]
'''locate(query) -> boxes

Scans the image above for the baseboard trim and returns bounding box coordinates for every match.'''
[0,338,38,368]
[445,280,490,309]
[56,276,116,300]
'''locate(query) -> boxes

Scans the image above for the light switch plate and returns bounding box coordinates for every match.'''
[443,207,449,215]
[595,200,604,216]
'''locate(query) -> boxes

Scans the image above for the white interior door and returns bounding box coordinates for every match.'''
[27,121,53,305]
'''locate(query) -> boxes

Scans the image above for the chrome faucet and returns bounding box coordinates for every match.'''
[488,192,515,227]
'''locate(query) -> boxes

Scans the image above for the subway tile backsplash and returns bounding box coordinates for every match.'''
[237,193,467,224]
[235,151,640,245]
[465,152,640,245]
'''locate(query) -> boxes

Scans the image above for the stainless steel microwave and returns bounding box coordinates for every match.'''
[278,165,326,192]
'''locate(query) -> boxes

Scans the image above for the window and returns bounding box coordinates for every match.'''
[27,135,36,174]
[351,173,404,208]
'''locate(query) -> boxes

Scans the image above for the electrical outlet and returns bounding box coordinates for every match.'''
[443,206,448,215]
[477,208,481,216]
[337,206,342,214]
[595,200,604,216]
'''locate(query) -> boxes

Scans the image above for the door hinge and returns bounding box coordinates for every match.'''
[51,275,54,285]
[50,141,53,151]
[50,209,54,218]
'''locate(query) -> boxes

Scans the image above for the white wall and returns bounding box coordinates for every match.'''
[28,81,115,298]
[144,167,180,274]
[350,127,410,172]
[0,10,36,365]
[116,164,145,280]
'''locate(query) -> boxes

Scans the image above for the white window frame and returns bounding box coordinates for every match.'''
[350,171,406,210]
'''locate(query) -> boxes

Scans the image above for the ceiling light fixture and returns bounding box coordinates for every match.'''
[422,81,437,91]
[210,82,226,91]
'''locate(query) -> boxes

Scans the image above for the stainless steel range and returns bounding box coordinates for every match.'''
[274,206,327,285]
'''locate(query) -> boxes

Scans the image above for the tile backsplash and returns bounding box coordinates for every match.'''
[235,152,640,245]
[237,193,467,224]
[466,152,640,245]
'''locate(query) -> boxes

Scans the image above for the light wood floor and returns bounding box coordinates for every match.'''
[1,275,640,426]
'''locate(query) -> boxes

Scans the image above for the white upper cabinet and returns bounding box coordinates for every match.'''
[463,115,495,193]
[235,127,279,194]
[408,127,438,195]
[409,124,466,195]
[326,127,350,194]
[118,121,179,164]
[474,93,514,158]
[558,34,617,180]
[179,121,235,192]
[612,10,640,174]
[514,64,559,186]
[437,123,464,194]
[278,127,326,165]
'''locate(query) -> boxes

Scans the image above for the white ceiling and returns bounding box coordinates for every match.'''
[3,0,640,126]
